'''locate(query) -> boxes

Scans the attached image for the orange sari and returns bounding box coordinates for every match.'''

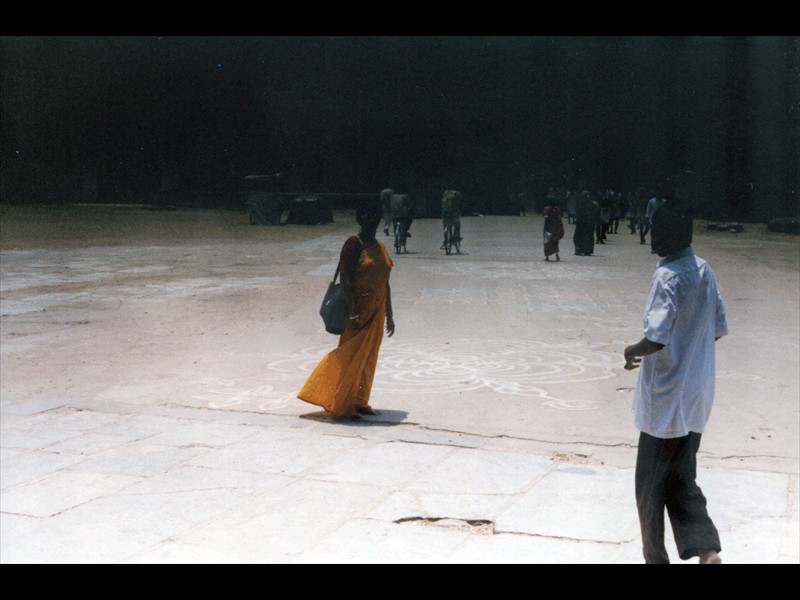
[298,239,393,416]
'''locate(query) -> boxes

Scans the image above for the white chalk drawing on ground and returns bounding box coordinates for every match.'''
[420,287,489,304]
[0,271,112,293]
[416,281,605,314]
[114,276,288,299]
[417,261,627,282]
[0,277,288,314]
[244,339,623,412]
[0,291,121,316]
[716,371,764,381]
[0,245,274,294]
[192,348,765,414]
[192,379,296,412]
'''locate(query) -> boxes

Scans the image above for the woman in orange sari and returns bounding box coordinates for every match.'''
[298,200,395,419]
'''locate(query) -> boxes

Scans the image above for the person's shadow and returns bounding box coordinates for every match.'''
[300,410,408,427]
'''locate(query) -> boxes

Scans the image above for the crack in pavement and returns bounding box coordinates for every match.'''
[392,516,634,545]
[393,516,495,535]
[76,402,795,464]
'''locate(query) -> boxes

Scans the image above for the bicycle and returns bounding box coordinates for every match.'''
[394,219,409,254]
[442,219,461,255]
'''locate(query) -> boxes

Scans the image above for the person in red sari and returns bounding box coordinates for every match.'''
[543,202,565,261]
[298,200,395,419]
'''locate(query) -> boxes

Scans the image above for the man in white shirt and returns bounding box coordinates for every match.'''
[623,198,728,564]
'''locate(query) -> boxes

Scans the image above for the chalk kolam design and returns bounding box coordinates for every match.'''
[210,339,623,412]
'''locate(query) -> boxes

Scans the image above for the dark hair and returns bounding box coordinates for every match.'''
[651,199,693,251]
[357,198,383,224]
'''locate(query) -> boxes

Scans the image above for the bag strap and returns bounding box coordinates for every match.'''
[333,236,363,283]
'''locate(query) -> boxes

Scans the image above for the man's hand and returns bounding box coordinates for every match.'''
[624,350,641,371]
[623,338,664,371]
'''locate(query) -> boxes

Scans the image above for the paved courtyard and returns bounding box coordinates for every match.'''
[1,203,798,563]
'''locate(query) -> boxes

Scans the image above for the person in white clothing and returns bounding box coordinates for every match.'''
[623,198,728,564]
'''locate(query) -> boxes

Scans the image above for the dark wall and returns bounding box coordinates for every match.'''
[2,36,798,219]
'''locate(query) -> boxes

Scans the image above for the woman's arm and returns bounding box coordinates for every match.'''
[341,272,357,324]
[385,283,395,337]
[339,236,362,326]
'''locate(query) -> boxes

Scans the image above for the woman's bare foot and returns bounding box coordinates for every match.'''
[356,406,380,415]
[335,410,363,420]
[699,550,722,564]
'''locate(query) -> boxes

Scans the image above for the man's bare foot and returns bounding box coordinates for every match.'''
[356,406,380,415]
[699,550,722,564]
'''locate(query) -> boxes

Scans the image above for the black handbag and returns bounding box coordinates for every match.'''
[320,263,347,335]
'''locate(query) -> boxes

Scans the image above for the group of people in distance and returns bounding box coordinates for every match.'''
[541,186,670,260]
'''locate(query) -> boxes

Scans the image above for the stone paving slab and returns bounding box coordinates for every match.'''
[0,469,142,518]
[404,448,553,495]
[0,449,88,491]
[495,464,637,542]
[1,402,797,563]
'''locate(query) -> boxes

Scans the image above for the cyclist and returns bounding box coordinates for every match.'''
[391,192,413,246]
[441,189,463,251]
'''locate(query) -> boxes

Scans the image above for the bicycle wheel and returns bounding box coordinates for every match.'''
[444,224,453,255]
[395,222,406,254]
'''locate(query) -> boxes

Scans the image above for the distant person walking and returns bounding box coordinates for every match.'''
[381,188,394,236]
[573,190,596,256]
[611,191,624,234]
[623,199,728,564]
[566,190,577,224]
[628,188,643,234]
[298,199,395,419]
[636,191,651,245]
[542,201,564,261]
[597,190,612,244]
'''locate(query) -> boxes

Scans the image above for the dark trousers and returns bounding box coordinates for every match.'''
[393,217,412,235]
[573,219,595,255]
[639,222,650,244]
[635,431,721,563]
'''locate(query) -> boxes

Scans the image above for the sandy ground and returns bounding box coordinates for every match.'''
[1,203,798,477]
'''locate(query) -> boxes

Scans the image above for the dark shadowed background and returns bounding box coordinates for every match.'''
[1,36,798,220]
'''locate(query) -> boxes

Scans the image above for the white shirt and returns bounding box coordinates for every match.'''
[633,247,728,438]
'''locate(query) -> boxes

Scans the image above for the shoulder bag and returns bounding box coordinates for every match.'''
[320,262,347,335]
